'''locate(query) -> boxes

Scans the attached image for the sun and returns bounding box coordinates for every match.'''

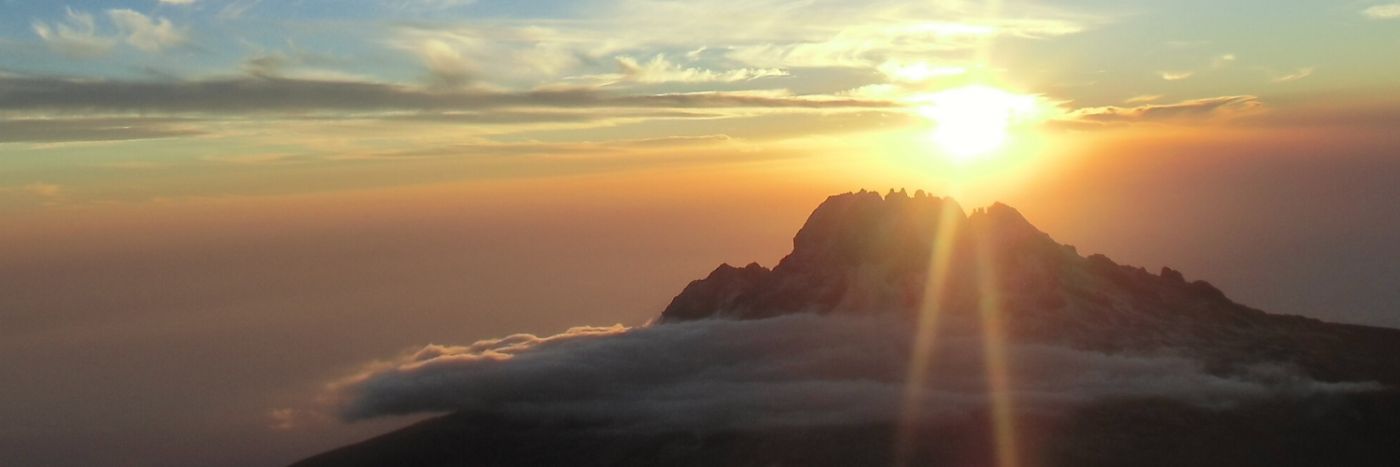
[914,85,1041,163]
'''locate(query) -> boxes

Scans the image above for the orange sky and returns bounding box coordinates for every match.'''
[4,1,1400,465]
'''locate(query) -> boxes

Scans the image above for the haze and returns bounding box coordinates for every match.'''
[2,1,1399,465]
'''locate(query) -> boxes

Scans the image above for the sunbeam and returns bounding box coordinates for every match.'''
[894,199,966,465]
[973,216,1020,467]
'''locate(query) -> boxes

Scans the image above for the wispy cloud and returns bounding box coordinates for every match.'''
[0,117,204,143]
[107,9,187,52]
[31,8,114,58]
[31,8,185,57]
[1211,53,1237,68]
[412,38,476,87]
[1362,3,1400,19]
[1271,67,1315,83]
[389,26,582,88]
[216,0,263,21]
[1159,70,1194,81]
[614,55,787,84]
[1123,94,1163,104]
[1066,95,1263,124]
[0,76,892,115]
[0,73,893,147]
[380,0,1098,88]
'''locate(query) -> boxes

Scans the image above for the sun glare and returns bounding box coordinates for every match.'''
[915,85,1042,163]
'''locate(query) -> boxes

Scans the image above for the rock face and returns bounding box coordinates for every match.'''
[659,189,1249,331]
[662,189,974,321]
[661,190,1239,324]
[662,190,1400,382]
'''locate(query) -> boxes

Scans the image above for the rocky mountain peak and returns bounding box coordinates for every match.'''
[658,190,1273,351]
[780,190,966,272]
[298,190,1400,467]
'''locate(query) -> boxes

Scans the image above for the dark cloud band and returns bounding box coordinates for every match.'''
[0,75,895,115]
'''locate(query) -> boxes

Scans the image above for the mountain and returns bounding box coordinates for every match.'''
[293,190,1400,467]
[662,190,1400,385]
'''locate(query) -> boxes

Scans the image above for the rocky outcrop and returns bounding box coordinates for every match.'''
[661,262,771,322]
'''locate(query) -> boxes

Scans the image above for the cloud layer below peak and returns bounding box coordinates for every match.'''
[326,314,1380,430]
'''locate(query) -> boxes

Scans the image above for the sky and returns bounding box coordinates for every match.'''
[2,0,1400,466]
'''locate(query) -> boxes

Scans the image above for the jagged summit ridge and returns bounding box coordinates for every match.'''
[652,191,1400,390]
[658,189,1262,349]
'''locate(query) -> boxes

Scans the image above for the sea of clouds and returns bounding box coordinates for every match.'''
[326,313,1381,430]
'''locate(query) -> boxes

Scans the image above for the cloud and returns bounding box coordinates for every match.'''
[1159,70,1194,81]
[390,26,583,88]
[31,8,116,58]
[726,22,997,69]
[267,408,297,431]
[0,75,892,115]
[613,55,787,84]
[382,0,1098,87]
[266,407,333,432]
[723,18,1084,70]
[159,0,197,5]
[238,51,370,82]
[325,314,1379,429]
[0,117,205,143]
[31,8,185,57]
[383,109,722,125]
[107,9,187,52]
[1066,95,1263,124]
[241,54,288,77]
[1123,94,1162,104]
[1212,53,1237,68]
[1363,4,1400,19]
[217,0,263,20]
[1271,67,1315,83]
[332,133,747,161]
[1154,54,1231,83]
[0,74,890,145]
[413,39,476,87]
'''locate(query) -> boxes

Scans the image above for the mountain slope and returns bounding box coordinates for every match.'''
[293,190,1400,467]
[662,190,1400,385]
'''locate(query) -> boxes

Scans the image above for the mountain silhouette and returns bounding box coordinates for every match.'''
[293,190,1400,467]
[662,190,1400,384]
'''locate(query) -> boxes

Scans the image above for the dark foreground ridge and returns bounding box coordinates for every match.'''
[294,190,1400,467]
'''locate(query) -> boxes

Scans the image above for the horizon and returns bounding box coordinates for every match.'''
[3,1,1400,466]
